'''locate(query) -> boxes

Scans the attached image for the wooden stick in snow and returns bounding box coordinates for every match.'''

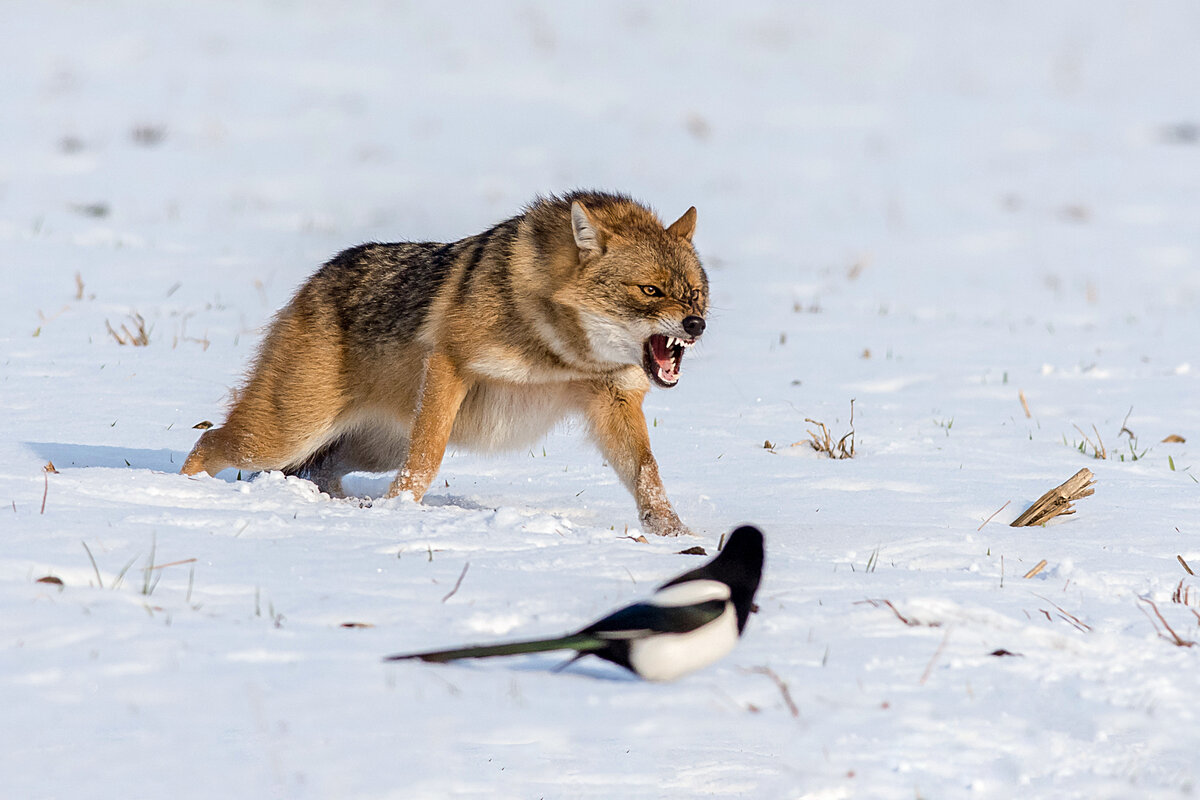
[1010,468,1096,527]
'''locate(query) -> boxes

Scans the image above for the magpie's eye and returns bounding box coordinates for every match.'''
[640,285,664,298]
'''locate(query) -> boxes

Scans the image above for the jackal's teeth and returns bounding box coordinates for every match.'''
[666,336,695,350]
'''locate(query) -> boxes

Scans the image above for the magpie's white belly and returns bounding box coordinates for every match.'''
[627,605,739,682]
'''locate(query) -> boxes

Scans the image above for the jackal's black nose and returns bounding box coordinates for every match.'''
[682,315,706,338]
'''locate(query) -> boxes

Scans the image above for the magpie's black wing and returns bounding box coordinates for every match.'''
[582,599,726,639]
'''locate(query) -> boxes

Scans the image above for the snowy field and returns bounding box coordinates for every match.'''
[3,2,1200,797]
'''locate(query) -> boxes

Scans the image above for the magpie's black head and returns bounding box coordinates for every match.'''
[660,525,765,632]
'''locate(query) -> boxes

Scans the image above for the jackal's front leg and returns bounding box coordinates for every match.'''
[387,350,468,502]
[583,380,690,536]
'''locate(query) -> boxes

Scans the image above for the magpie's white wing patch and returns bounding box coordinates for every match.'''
[648,579,730,608]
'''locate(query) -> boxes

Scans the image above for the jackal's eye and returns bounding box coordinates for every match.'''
[639,285,664,298]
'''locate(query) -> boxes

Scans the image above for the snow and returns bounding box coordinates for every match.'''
[3,1,1200,797]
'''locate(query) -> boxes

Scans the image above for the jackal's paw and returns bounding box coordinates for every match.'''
[642,510,694,537]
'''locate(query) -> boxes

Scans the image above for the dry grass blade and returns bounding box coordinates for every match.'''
[81,541,104,588]
[802,399,856,459]
[920,629,951,685]
[1139,597,1196,647]
[1033,593,1091,632]
[745,666,800,718]
[977,500,1011,531]
[1072,424,1107,460]
[105,319,126,345]
[106,313,151,346]
[1171,579,1193,606]
[804,419,834,454]
[855,598,941,628]
[879,599,919,626]
[40,461,56,514]
[1179,555,1195,576]
[1010,468,1096,527]
[1019,390,1032,419]
[441,562,470,603]
[143,557,198,572]
[172,313,212,351]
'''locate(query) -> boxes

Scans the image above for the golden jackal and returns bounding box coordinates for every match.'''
[182,191,708,536]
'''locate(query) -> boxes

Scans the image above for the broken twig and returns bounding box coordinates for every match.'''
[1022,559,1048,579]
[1010,468,1095,527]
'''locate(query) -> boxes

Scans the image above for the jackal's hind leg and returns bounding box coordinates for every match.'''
[289,425,410,498]
[181,426,242,478]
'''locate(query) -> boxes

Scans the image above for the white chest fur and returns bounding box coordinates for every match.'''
[449,381,577,453]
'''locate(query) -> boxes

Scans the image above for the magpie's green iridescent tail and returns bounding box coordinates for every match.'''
[384,633,605,663]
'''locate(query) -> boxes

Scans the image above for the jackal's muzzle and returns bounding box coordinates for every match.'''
[643,331,698,388]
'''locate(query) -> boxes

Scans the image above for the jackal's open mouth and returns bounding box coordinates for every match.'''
[642,334,695,388]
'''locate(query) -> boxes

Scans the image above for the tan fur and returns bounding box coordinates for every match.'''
[182,192,709,535]
[390,350,467,500]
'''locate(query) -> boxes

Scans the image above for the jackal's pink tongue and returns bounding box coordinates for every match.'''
[650,334,673,369]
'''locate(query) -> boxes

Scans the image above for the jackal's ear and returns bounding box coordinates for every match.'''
[666,206,697,242]
[571,201,606,258]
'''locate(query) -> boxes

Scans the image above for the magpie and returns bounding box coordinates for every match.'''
[384,525,764,681]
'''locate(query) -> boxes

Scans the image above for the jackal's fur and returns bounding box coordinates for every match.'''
[182,191,709,535]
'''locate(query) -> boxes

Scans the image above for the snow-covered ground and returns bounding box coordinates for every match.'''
[3,2,1199,797]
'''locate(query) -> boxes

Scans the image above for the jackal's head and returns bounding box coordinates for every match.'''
[564,198,709,388]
